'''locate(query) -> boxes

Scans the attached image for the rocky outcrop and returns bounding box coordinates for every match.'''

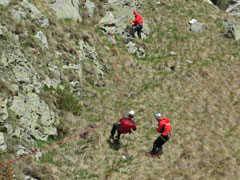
[0,98,8,123]
[84,0,96,18]
[211,0,229,10]
[226,1,240,17]
[20,0,49,28]
[10,93,58,141]
[46,0,82,21]
[77,40,105,75]
[35,31,49,49]
[0,0,9,7]
[189,20,206,33]
[126,41,145,58]
[0,132,7,152]
[223,18,240,40]
[98,0,150,39]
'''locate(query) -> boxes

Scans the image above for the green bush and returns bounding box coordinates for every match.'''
[56,86,82,116]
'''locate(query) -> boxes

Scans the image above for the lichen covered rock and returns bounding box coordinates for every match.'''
[46,0,82,21]
[10,93,58,141]
[21,0,49,28]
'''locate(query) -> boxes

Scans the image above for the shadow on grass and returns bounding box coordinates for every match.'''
[106,139,122,151]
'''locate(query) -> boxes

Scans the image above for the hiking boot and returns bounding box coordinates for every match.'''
[147,152,155,157]
[156,154,161,159]
[109,135,114,139]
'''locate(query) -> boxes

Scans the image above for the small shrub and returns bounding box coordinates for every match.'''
[56,86,82,116]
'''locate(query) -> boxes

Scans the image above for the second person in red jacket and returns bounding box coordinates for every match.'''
[109,110,136,140]
[147,113,172,158]
[130,10,143,39]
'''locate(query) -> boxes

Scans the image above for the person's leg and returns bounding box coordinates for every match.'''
[156,136,168,155]
[150,136,162,154]
[116,130,121,139]
[136,25,143,39]
[110,123,120,138]
[129,27,136,37]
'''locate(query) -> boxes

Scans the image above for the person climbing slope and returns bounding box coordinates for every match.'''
[147,113,172,158]
[109,110,136,140]
[130,10,143,39]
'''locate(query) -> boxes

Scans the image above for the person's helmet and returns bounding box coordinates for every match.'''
[155,113,162,119]
[129,110,135,117]
[133,10,137,15]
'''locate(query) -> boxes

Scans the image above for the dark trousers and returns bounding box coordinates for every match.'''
[110,122,121,138]
[150,135,169,155]
[130,24,143,39]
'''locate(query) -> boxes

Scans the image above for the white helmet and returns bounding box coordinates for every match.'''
[155,113,162,119]
[129,110,135,117]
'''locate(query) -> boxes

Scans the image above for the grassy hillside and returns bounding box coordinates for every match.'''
[1,0,240,179]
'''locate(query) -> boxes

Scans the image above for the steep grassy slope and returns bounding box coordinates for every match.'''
[1,0,240,180]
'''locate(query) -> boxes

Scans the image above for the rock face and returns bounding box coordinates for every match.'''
[46,0,82,21]
[0,132,7,152]
[223,18,240,40]
[190,22,205,33]
[98,0,151,39]
[84,0,96,18]
[189,19,205,33]
[0,0,9,7]
[20,0,49,28]
[35,31,49,49]
[77,40,105,75]
[0,98,8,123]
[126,41,145,58]
[211,0,229,10]
[10,93,58,141]
[226,1,240,17]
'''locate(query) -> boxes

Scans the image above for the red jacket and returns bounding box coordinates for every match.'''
[157,118,171,136]
[132,13,143,26]
[119,116,136,134]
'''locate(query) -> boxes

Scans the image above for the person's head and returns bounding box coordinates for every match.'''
[155,113,162,121]
[129,110,135,118]
[133,10,138,15]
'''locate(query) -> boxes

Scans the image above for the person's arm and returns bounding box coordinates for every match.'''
[157,122,165,133]
[132,16,137,25]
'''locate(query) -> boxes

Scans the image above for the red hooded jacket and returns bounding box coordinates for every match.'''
[157,118,172,136]
[119,116,136,134]
[132,13,143,26]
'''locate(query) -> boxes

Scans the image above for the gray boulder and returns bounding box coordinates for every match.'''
[98,11,116,34]
[10,93,58,141]
[21,0,49,28]
[84,0,96,18]
[77,40,105,76]
[226,1,240,18]
[223,18,240,40]
[0,132,7,152]
[126,41,145,58]
[0,0,8,7]
[11,7,27,23]
[35,31,49,49]
[0,97,8,123]
[46,0,82,22]
[212,0,230,10]
[190,21,205,33]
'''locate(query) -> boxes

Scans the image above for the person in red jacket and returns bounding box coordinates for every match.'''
[147,113,172,158]
[109,110,136,140]
[130,10,143,39]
